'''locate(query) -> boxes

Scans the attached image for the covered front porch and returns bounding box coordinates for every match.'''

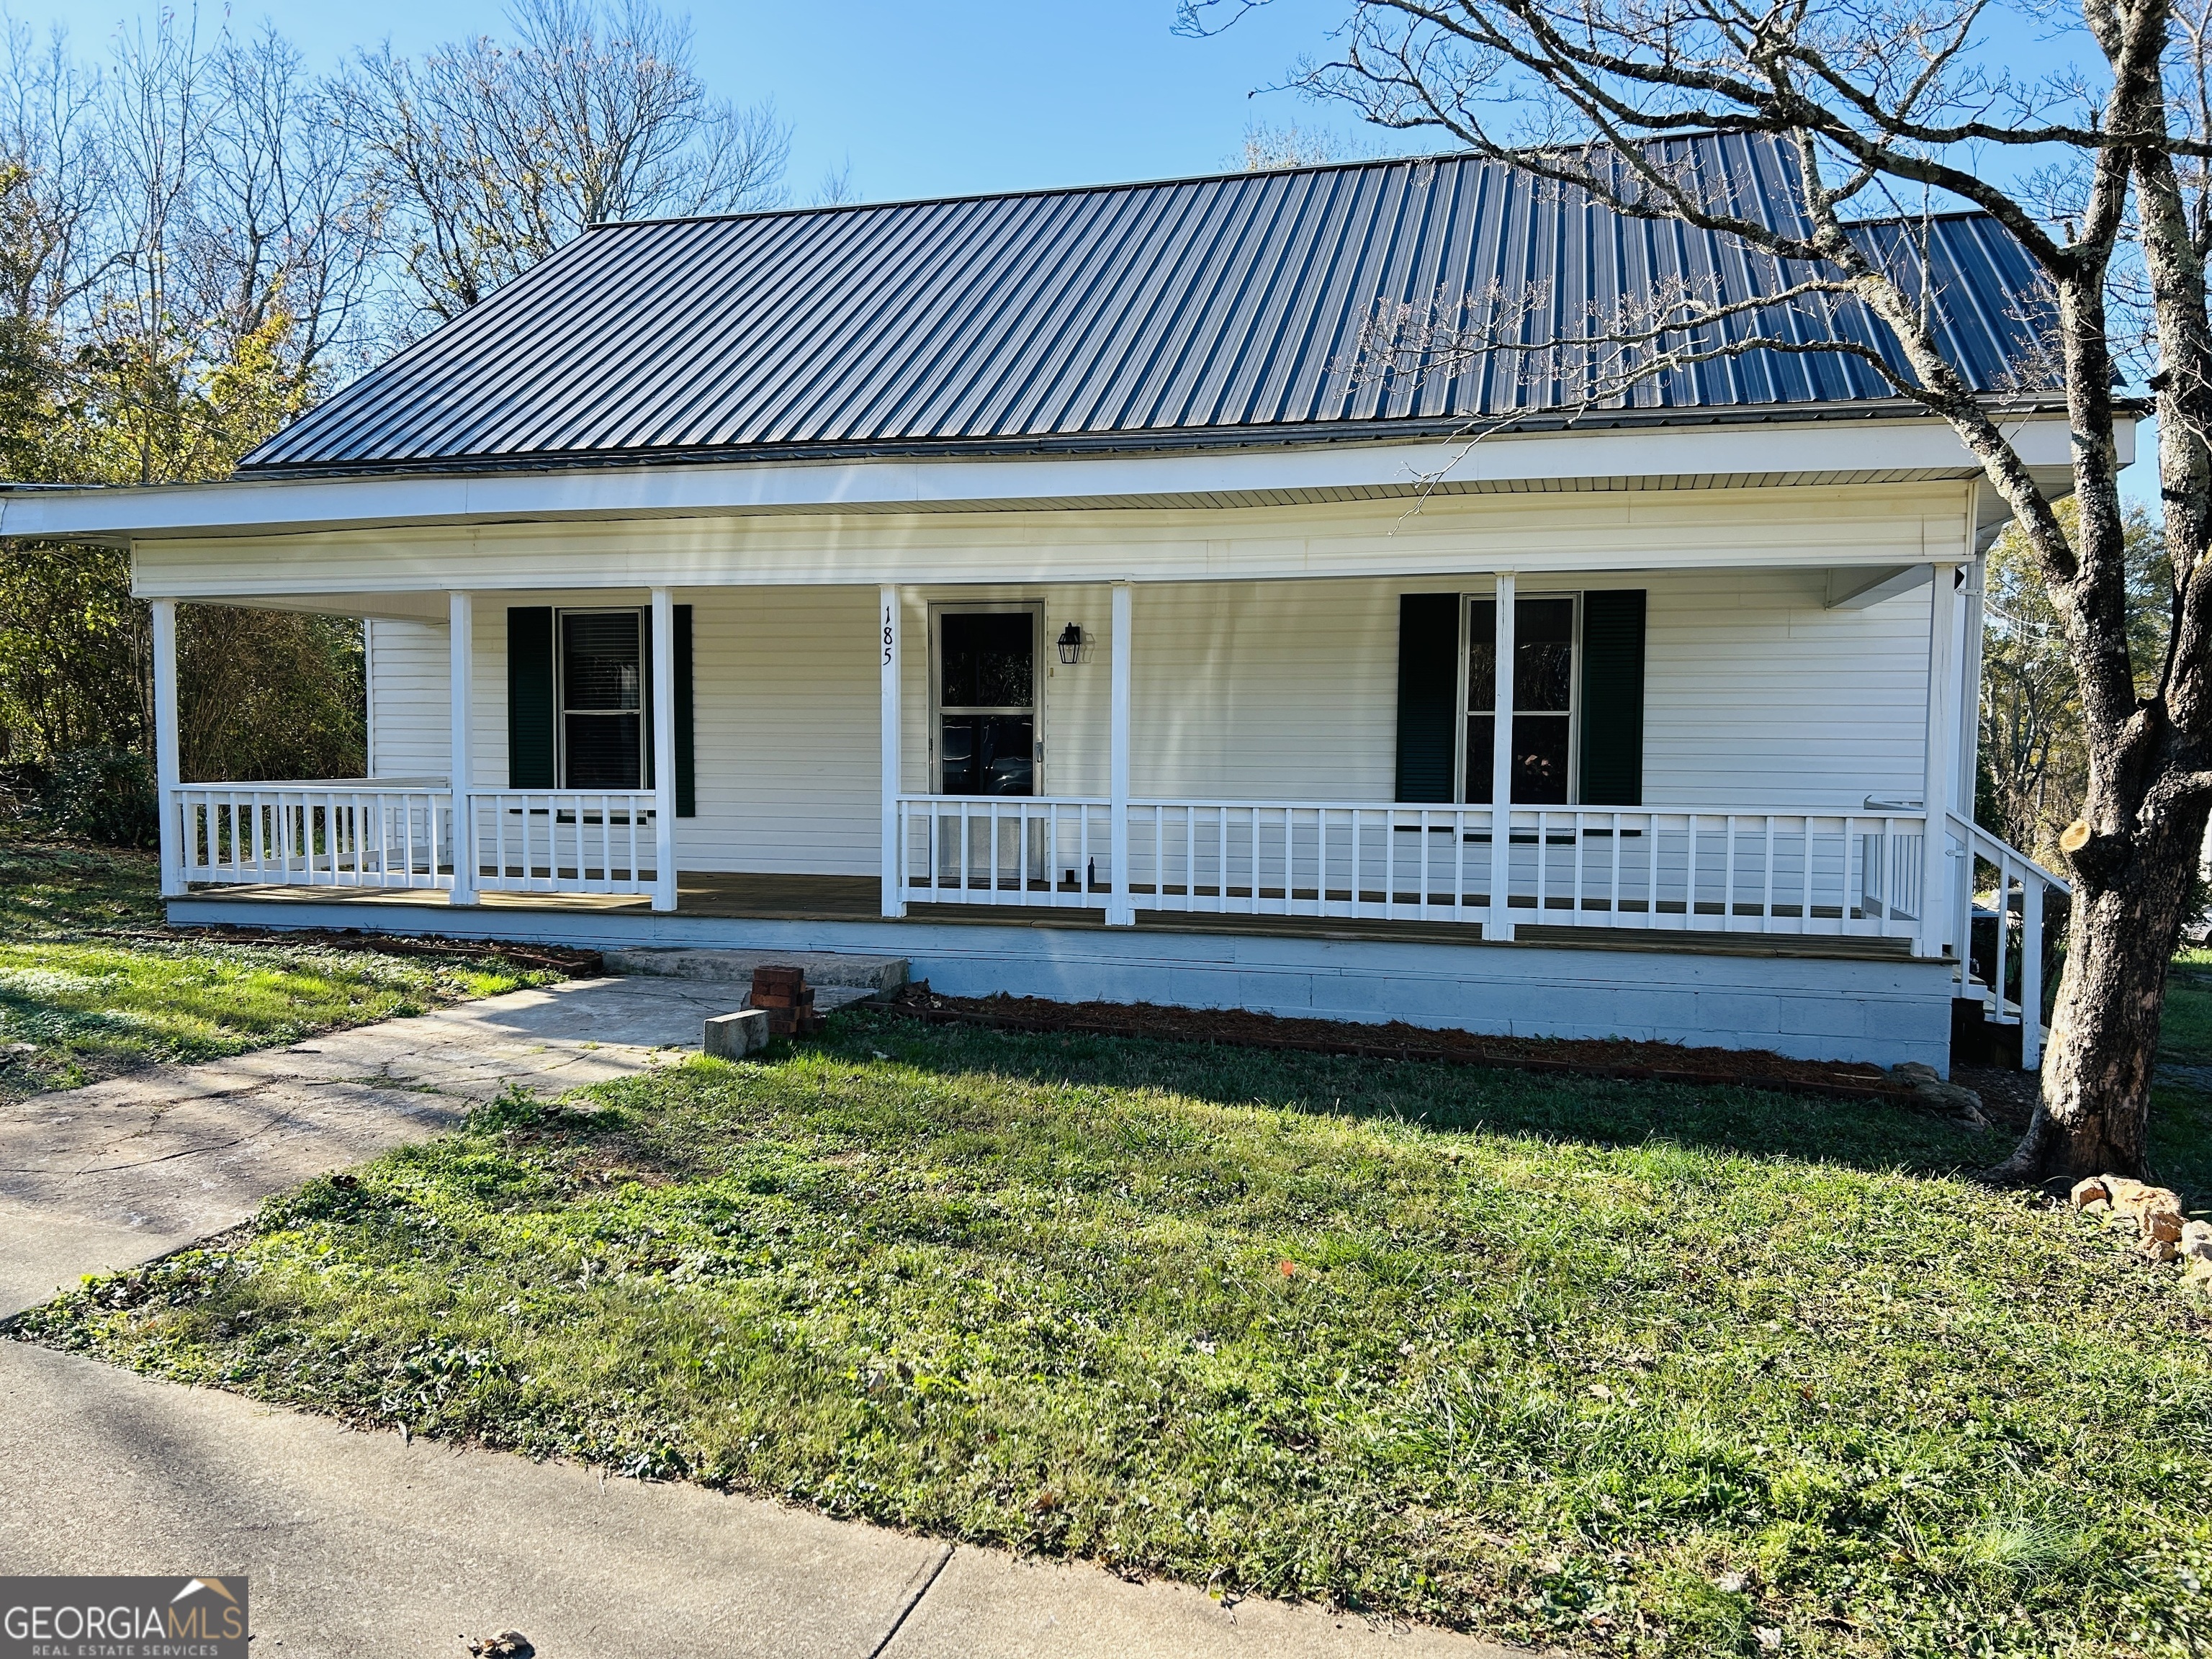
[143,553,2068,1071]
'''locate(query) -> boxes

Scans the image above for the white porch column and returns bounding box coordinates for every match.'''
[150,597,184,898]
[1107,580,1134,927]
[880,584,905,918]
[1917,562,1960,959]
[650,587,678,914]
[1954,550,1987,973]
[447,590,477,905]
[1488,572,1516,943]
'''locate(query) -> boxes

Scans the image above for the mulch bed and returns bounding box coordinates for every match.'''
[140,925,603,979]
[1952,1063,2042,1130]
[885,984,1941,1106]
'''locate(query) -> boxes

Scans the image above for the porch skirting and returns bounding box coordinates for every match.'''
[166,896,1956,1072]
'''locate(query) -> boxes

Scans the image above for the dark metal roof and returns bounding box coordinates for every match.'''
[242,132,2056,475]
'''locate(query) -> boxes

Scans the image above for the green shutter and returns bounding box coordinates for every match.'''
[1395,593,1461,803]
[506,607,555,788]
[675,604,695,817]
[1578,590,1646,806]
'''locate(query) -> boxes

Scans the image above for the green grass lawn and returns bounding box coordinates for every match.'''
[0,835,565,1097]
[18,1013,2211,1658]
[2153,950,2212,1202]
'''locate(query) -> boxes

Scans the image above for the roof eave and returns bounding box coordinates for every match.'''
[229,396,2089,484]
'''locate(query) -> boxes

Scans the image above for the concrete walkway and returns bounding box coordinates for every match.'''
[0,978,1520,1658]
[0,976,716,1316]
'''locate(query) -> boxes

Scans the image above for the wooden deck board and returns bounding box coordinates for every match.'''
[181,873,1918,961]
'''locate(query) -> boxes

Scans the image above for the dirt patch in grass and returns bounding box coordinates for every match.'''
[891,983,1917,1103]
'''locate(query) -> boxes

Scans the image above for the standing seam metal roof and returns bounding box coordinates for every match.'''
[241,131,2056,473]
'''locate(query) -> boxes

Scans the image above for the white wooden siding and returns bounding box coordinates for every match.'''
[364,618,451,778]
[367,568,1938,878]
[1646,568,1929,806]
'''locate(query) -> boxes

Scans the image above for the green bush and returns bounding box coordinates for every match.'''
[42,747,157,846]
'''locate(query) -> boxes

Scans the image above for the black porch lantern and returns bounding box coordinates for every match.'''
[1056,622,1084,665]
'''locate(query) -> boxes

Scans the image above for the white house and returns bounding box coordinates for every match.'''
[3,133,2078,1074]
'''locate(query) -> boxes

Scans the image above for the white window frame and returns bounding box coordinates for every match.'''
[555,605,650,791]
[928,600,1048,796]
[1461,588,1583,806]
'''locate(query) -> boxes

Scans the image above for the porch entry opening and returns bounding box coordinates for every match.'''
[935,607,1040,796]
[1466,595,1576,804]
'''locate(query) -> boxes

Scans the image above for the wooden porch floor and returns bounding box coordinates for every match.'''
[184,871,1918,961]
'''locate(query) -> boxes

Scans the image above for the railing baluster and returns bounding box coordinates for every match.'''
[1992,854,2014,1021]
[1722,813,1738,931]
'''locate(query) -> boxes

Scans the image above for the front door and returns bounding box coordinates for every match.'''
[936,608,1039,796]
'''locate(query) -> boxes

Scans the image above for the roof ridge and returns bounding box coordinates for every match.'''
[590,148,1470,234]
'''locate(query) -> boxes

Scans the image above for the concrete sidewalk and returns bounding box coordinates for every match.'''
[0,976,716,1316]
[0,977,1523,1658]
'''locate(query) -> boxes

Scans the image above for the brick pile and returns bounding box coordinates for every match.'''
[748,965,824,1038]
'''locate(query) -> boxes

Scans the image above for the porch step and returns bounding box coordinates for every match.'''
[603,946,909,999]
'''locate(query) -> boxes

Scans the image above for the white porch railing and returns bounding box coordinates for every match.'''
[169,782,661,899]
[1948,812,2069,1067]
[895,796,1112,908]
[173,781,453,890]
[460,790,660,896]
[1125,801,1928,936]
[893,794,1931,939]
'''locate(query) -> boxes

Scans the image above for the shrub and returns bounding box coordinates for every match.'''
[42,747,158,846]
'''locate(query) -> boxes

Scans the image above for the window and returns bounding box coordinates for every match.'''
[934,607,1039,796]
[559,609,646,788]
[1465,595,1577,804]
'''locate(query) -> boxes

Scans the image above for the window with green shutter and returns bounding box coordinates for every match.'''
[1578,590,1646,806]
[1395,588,1646,807]
[506,608,556,788]
[507,603,694,814]
[1395,593,1462,803]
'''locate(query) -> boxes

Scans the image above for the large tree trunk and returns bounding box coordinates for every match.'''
[2007,806,2209,1180]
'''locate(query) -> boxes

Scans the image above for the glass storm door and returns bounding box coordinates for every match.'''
[1466,596,1575,804]
[937,610,1038,796]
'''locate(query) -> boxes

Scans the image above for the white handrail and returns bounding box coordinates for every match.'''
[170,781,451,890]
[895,793,1934,943]
[1946,811,2066,1069]
[461,789,660,896]
[896,795,1112,909]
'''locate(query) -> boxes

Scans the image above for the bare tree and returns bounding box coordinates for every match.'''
[341,0,789,324]
[1181,0,2212,1180]
[1233,117,1388,168]
[197,25,385,388]
[1982,499,2171,862]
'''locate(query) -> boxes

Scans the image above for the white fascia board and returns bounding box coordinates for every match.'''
[0,413,2087,543]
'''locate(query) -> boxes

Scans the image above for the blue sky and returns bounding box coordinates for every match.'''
[30,1,1373,203]
[22,0,2159,511]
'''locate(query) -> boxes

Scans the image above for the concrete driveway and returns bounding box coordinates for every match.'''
[0,976,1522,1659]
